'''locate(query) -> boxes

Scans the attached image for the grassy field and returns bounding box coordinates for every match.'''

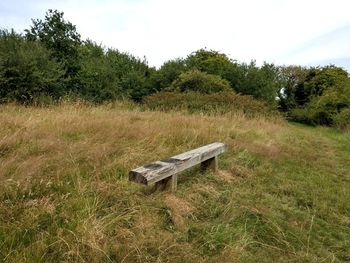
[0,102,349,262]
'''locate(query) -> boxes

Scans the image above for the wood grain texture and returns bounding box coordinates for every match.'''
[129,142,226,185]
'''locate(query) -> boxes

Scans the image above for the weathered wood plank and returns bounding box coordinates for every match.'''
[129,142,226,186]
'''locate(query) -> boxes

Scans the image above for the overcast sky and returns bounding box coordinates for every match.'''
[1,0,349,70]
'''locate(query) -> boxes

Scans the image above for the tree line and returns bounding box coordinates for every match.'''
[1,10,349,127]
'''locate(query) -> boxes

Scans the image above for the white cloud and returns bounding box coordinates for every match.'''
[1,0,350,69]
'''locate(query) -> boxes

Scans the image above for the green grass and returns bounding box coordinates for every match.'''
[0,103,349,262]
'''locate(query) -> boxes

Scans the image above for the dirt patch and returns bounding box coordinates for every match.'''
[215,170,238,182]
[164,194,195,231]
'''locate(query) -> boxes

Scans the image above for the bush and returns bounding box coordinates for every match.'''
[333,108,350,130]
[288,108,314,125]
[77,42,122,102]
[169,70,232,94]
[234,62,280,105]
[308,90,350,125]
[143,91,276,117]
[287,74,350,126]
[153,58,186,91]
[0,29,64,103]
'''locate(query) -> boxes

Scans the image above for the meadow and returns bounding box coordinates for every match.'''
[0,102,349,262]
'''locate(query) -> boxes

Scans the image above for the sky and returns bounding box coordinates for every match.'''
[1,0,350,70]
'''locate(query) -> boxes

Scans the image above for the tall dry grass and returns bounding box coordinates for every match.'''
[0,102,349,262]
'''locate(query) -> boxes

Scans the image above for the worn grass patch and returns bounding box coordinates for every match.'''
[0,103,349,262]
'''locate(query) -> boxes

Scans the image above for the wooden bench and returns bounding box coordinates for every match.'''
[129,142,227,192]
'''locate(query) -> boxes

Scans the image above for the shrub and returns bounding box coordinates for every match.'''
[77,42,122,102]
[288,76,350,126]
[0,29,64,103]
[234,62,280,105]
[185,49,235,78]
[288,108,314,125]
[169,70,232,94]
[333,108,350,130]
[142,91,276,117]
[308,90,350,125]
[153,58,186,91]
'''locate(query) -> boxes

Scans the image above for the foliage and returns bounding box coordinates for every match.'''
[143,91,275,117]
[153,58,186,90]
[184,49,241,94]
[287,66,350,127]
[76,41,122,102]
[77,42,154,102]
[307,89,350,125]
[333,108,350,130]
[105,49,155,101]
[185,49,235,77]
[21,9,155,102]
[293,66,349,107]
[184,50,281,104]
[25,9,81,80]
[235,62,280,105]
[277,65,309,111]
[0,29,64,103]
[169,70,232,94]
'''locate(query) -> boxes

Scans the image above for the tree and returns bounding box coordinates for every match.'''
[0,29,64,103]
[277,65,309,111]
[185,49,234,78]
[25,10,81,80]
[154,58,186,90]
[77,41,122,102]
[105,49,155,101]
[234,61,280,105]
[184,49,280,104]
[288,65,350,126]
[289,65,349,108]
[302,66,349,99]
[184,49,244,91]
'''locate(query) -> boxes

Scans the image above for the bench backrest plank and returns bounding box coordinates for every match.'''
[129,142,226,185]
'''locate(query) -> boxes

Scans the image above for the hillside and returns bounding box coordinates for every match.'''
[0,103,349,262]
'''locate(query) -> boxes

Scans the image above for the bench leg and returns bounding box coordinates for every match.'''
[155,174,178,192]
[155,178,168,190]
[171,174,177,192]
[200,156,218,173]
